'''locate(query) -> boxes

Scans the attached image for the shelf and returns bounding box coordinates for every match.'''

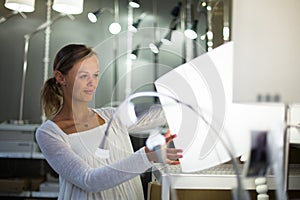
[0,152,44,159]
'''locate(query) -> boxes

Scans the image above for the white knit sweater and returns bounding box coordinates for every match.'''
[36,106,166,200]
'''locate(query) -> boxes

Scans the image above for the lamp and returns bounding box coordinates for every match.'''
[99,91,250,200]
[109,22,121,35]
[87,7,121,35]
[129,12,147,33]
[149,41,162,54]
[130,45,140,60]
[184,20,198,40]
[161,18,179,45]
[87,9,102,23]
[161,31,172,45]
[87,8,112,23]
[4,0,35,12]
[129,0,140,8]
[129,18,141,32]
[52,0,83,15]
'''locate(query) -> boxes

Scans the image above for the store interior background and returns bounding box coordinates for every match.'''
[0,0,226,124]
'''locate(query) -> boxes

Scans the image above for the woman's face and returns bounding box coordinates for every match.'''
[64,54,99,103]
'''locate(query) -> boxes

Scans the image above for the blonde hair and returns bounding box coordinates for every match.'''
[40,44,96,118]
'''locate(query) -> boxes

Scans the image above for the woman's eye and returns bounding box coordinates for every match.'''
[80,74,88,79]
[93,74,99,78]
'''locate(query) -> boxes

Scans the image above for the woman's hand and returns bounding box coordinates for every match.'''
[145,131,183,165]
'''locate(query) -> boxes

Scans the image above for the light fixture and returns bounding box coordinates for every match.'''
[130,45,140,60]
[149,41,162,54]
[52,0,84,15]
[87,8,114,23]
[128,12,147,32]
[87,9,101,23]
[129,18,141,32]
[161,18,178,45]
[161,30,172,45]
[4,0,35,12]
[184,20,198,40]
[129,0,140,8]
[109,22,121,34]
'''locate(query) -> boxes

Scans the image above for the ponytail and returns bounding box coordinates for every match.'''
[40,77,63,119]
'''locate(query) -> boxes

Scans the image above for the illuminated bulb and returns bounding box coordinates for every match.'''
[88,12,97,23]
[149,43,159,54]
[223,26,230,41]
[184,29,197,39]
[207,31,213,40]
[109,22,121,34]
[129,1,140,8]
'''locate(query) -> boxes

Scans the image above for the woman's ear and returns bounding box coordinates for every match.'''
[54,70,65,86]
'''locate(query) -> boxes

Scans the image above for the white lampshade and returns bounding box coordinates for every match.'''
[4,0,35,12]
[52,0,84,15]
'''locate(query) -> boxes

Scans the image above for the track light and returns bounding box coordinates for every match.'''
[149,41,162,54]
[130,45,140,60]
[129,12,147,32]
[129,18,141,32]
[161,18,178,45]
[161,30,172,45]
[129,0,140,8]
[88,8,121,35]
[109,22,121,34]
[4,0,35,12]
[88,9,102,23]
[87,8,113,23]
[184,20,198,39]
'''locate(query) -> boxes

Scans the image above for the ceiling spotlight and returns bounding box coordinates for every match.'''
[52,0,84,15]
[129,18,141,32]
[88,9,103,23]
[149,42,162,54]
[129,0,140,8]
[161,30,172,45]
[184,20,198,39]
[109,22,121,34]
[130,45,140,60]
[4,0,35,12]
[129,12,147,32]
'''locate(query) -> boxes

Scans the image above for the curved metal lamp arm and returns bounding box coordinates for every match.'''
[100,91,250,200]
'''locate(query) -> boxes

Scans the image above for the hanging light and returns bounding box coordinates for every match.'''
[130,45,140,60]
[87,8,112,23]
[129,12,147,32]
[184,20,198,40]
[129,0,140,8]
[161,30,172,45]
[52,0,84,15]
[149,41,162,54]
[88,9,102,23]
[4,0,35,12]
[129,18,141,32]
[109,22,121,34]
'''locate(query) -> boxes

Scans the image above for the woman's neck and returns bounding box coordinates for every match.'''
[59,102,92,121]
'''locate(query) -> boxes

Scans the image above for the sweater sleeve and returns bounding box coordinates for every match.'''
[35,124,153,193]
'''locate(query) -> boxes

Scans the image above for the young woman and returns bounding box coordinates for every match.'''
[35,44,183,200]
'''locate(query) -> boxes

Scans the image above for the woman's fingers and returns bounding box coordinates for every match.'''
[166,148,183,163]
